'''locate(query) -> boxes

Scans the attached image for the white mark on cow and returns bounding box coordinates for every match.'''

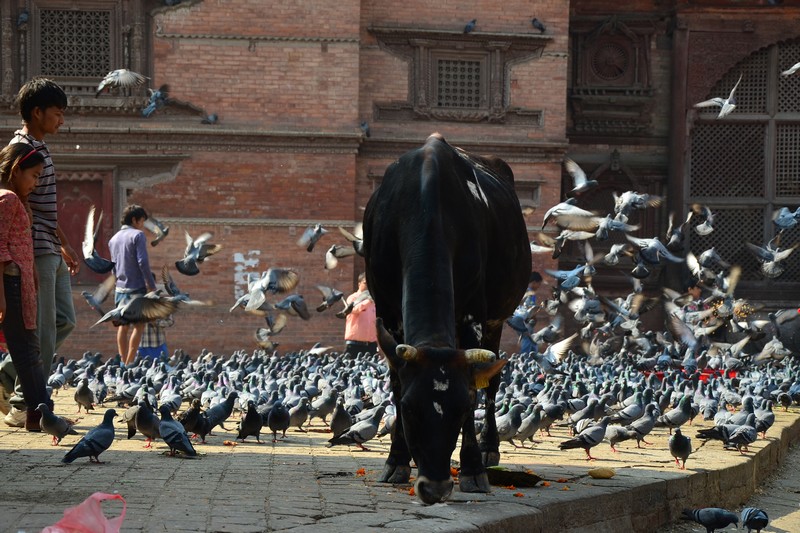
[433,401,444,417]
[433,379,449,391]
[468,168,489,207]
[439,366,447,376]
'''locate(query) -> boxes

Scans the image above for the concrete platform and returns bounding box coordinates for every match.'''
[2,395,799,533]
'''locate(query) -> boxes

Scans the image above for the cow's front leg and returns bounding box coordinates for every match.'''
[458,410,490,493]
[479,372,502,467]
[378,374,412,484]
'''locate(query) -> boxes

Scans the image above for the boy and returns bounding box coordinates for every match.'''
[108,205,157,366]
[5,78,79,427]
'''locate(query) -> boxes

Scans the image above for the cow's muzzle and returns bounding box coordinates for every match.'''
[414,475,454,504]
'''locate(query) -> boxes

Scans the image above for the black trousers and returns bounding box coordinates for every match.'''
[345,340,377,358]
[1,274,49,411]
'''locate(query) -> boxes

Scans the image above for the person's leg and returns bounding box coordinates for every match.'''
[126,324,145,365]
[52,256,76,356]
[13,254,58,404]
[117,325,130,361]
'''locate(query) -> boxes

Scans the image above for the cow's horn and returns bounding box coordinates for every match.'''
[396,344,418,361]
[464,349,495,363]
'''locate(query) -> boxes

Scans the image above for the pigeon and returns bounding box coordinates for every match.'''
[315,285,345,312]
[237,401,264,443]
[175,231,221,276]
[324,244,356,270]
[91,291,180,328]
[329,397,353,437]
[289,397,310,432]
[681,508,738,533]
[337,224,364,256]
[142,84,170,118]
[17,8,28,27]
[780,61,800,76]
[626,403,658,447]
[531,17,546,33]
[542,198,596,230]
[693,73,743,119]
[464,19,476,33]
[135,399,162,448]
[62,409,117,464]
[604,424,637,452]
[96,69,147,97]
[243,268,301,312]
[158,405,196,457]
[563,158,597,195]
[81,206,114,274]
[335,290,373,319]
[201,113,218,124]
[267,401,291,442]
[328,405,385,451]
[297,224,328,252]
[161,265,205,306]
[740,507,769,533]
[513,404,543,448]
[273,294,311,320]
[142,216,170,246]
[669,428,692,469]
[655,395,692,434]
[496,403,526,446]
[205,391,239,432]
[121,404,140,439]
[81,275,116,318]
[74,379,95,414]
[360,121,370,137]
[37,403,78,446]
[690,203,715,236]
[558,416,609,460]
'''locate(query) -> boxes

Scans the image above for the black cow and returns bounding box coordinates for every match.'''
[363,133,531,504]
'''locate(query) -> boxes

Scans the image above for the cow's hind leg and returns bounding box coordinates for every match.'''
[479,371,502,467]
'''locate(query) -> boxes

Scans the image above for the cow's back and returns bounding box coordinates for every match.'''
[363,135,530,349]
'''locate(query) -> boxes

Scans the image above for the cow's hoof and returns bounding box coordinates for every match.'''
[458,472,490,493]
[482,451,500,467]
[378,464,412,484]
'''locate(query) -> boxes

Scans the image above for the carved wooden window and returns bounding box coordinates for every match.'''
[39,9,112,78]
[688,41,800,289]
[369,27,549,124]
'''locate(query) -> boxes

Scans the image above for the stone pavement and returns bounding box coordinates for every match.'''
[2,395,799,533]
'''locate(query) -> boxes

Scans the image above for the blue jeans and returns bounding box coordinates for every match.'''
[3,275,49,410]
[13,254,75,405]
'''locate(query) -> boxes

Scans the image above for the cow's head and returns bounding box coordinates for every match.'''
[377,319,506,504]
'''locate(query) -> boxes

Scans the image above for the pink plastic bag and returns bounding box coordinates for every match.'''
[42,492,126,533]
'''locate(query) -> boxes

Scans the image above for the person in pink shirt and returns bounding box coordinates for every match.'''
[0,143,54,431]
[344,273,377,357]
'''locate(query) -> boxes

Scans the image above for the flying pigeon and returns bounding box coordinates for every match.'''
[96,69,148,97]
[37,403,78,446]
[315,285,345,312]
[563,158,597,195]
[142,84,170,118]
[780,61,800,76]
[297,224,328,252]
[81,206,114,274]
[81,275,116,318]
[337,224,364,256]
[142,216,170,246]
[91,291,180,328]
[693,73,743,119]
[175,231,221,276]
[62,409,117,464]
[324,244,356,270]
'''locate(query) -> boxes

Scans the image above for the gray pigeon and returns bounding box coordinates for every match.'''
[158,405,196,457]
[513,404,543,448]
[267,401,290,442]
[134,399,161,448]
[327,405,385,451]
[669,427,692,469]
[604,424,637,452]
[558,416,609,460]
[37,403,78,446]
[289,397,310,432]
[655,395,692,434]
[74,379,95,413]
[309,388,338,425]
[740,507,769,533]
[681,508,738,532]
[121,404,140,439]
[175,231,221,276]
[497,403,526,446]
[62,409,117,464]
[329,397,352,436]
[297,224,328,252]
[237,401,263,443]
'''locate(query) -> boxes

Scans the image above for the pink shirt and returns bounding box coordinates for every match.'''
[0,189,37,329]
[344,290,377,343]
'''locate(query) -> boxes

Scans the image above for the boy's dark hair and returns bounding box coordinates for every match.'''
[529,271,543,284]
[121,204,148,226]
[16,77,68,123]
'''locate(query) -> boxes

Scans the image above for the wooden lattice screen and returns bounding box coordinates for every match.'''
[689,40,800,290]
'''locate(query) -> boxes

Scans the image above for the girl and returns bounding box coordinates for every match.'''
[0,143,52,431]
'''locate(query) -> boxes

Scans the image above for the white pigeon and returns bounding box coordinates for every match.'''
[96,69,148,97]
[693,73,742,119]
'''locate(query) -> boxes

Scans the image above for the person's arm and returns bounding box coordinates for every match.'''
[56,223,80,275]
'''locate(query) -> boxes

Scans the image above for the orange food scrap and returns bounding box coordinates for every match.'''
[409,487,416,496]
[556,478,568,483]
[503,485,516,490]
[562,486,570,491]
[513,492,524,498]
[356,468,366,477]
[222,440,238,447]
[450,467,459,477]
[542,481,551,487]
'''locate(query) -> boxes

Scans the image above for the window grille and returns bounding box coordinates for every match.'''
[40,9,112,78]
[436,59,482,109]
[690,122,764,198]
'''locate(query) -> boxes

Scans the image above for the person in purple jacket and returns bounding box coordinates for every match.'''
[108,204,156,366]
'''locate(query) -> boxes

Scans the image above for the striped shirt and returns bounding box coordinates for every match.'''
[10,131,61,257]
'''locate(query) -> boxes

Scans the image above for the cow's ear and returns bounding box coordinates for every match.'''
[471,359,507,389]
[376,318,403,369]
